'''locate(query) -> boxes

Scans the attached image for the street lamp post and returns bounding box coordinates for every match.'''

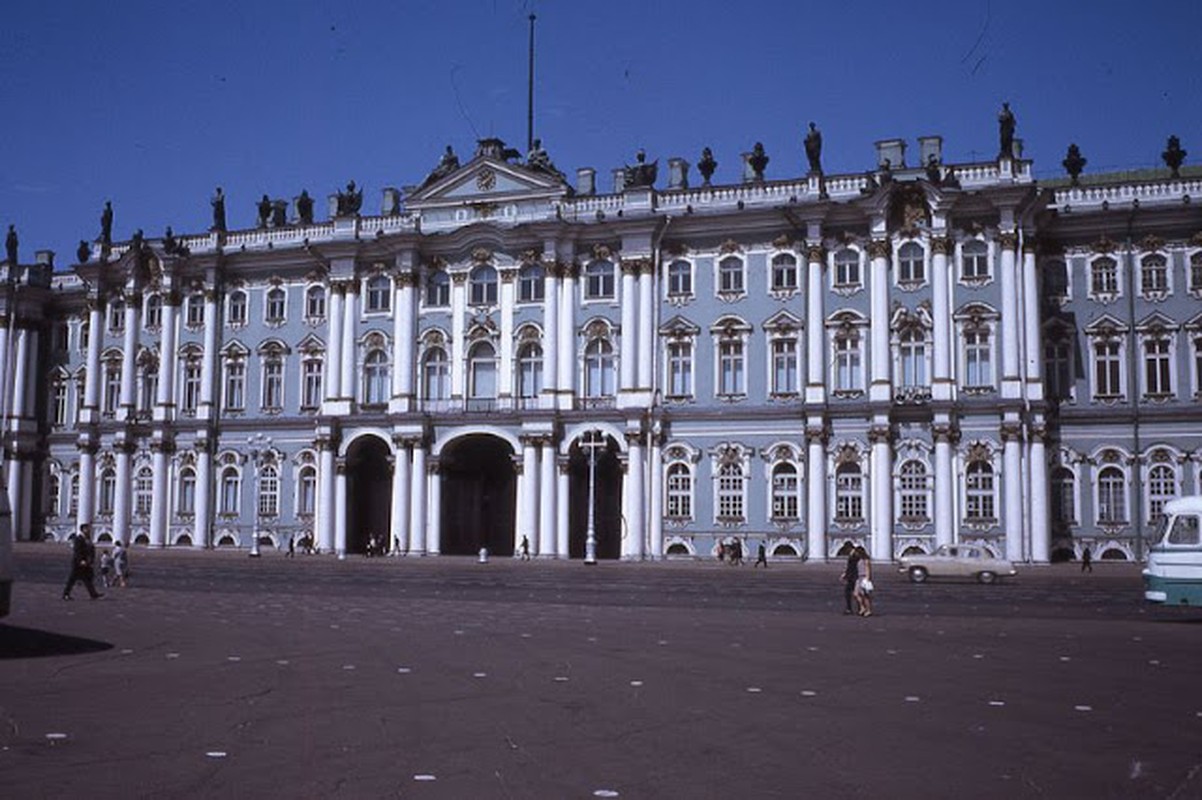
[246,432,272,558]
[581,429,605,565]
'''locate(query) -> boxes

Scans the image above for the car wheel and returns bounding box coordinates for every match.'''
[977,571,997,585]
[908,566,928,584]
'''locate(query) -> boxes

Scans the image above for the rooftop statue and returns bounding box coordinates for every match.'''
[163,226,177,254]
[624,149,658,189]
[77,240,90,265]
[804,122,823,174]
[422,145,460,188]
[1162,135,1186,179]
[211,187,226,232]
[526,138,564,179]
[698,147,717,186]
[296,190,314,225]
[100,201,113,246]
[925,153,942,183]
[336,181,363,217]
[257,194,272,228]
[1062,144,1087,186]
[998,102,1016,159]
[748,142,769,181]
[5,224,16,266]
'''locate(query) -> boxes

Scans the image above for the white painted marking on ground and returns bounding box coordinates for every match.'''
[593,790,620,798]
[45,733,68,741]
[226,656,241,662]
[905,696,920,703]
[166,653,180,659]
[630,680,644,687]
[658,640,669,646]
[473,672,487,678]
[973,654,984,659]
[1059,656,1071,662]
[329,624,340,630]
[342,664,356,671]
[396,667,411,674]
[120,649,133,655]
[746,687,762,693]
[988,700,1006,707]
[521,633,532,638]
[554,676,569,682]
[205,751,227,758]
[454,630,464,635]
[807,646,819,652]
[801,690,817,697]
[587,637,598,643]
[1074,705,1093,712]
[276,660,290,666]
[1148,660,1160,666]
[413,774,436,781]
[886,649,898,655]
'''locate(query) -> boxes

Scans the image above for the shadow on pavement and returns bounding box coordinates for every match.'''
[0,624,114,659]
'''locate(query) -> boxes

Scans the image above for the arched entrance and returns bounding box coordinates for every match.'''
[346,435,392,554]
[439,434,516,556]
[568,433,623,559]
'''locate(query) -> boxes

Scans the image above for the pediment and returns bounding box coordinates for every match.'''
[659,314,701,337]
[407,156,569,208]
[1083,313,1128,335]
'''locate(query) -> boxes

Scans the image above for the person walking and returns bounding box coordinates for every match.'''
[1081,545,1093,573]
[840,547,861,615]
[854,546,874,617]
[99,548,114,588]
[63,524,103,600]
[286,534,296,558]
[519,535,530,561]
[754,542,768,568]
[112,540,129,588]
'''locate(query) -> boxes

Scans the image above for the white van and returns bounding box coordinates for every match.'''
[1143,496,1202,606]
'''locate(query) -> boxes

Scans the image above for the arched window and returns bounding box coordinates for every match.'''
[47,474,61,517]
[99,468,117,515]
[220,466,240,515]
[668,260,692,297]
[965,461,995,520]
[771,254,798,291]
[298,466,317,516]
[835,463,863,521]
[258,465,280,518]
[422,347,450,401]
[899,460,929,522]
[144,293,162,330]
[467,341,497,400]
[666,462,693,520]
[1141,254,1168,295]
[1097,465,1126,524]
[715,462,745,522]
[1147,463,1176,525]
[1091,257,1118,296]
[771,462,799,521]
[718,256,744,294]
[517,342,543,399]
[365,275,392,312]
[186,291,205,326]
[265,287,287,323]
[584,339,615,398]
[584,260,615,300]
[1051,466,1075,526]
[178,467,197,516]
[362,349,390,405]
[425,270,450,307]
[305,285,327,320]
[518,264,545,303]
[834,249,860,288]
[898,242,925,285]
[134,466,154,518]
[227,290,248,326]
[469,266,498,306]
[961,241,989,281]
[69,474,80,517]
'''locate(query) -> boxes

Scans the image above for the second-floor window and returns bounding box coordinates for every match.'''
[228,291,248,326]
[425,271,450,307]
[305,285,326,320]
[224,361,245,411]
[584,261,615,300]
[1141,255,1168,296]
[961,241,989,281]
[718,256,744,295]
[667,340,693,398]
[1094,340,1122,398]
[302,357,323,408]
[668,260,692,298]
[469,267,497,306]
[898,242,925,285]
[771,338,798,395]
[265,288,286,323]
[365,275,392,312]
[717,339,745,397]
[1144,338,1172,397]
[771,254,798,292]
[1091,257,1118,296]
[518,265,545,302]
[262,358,284,410]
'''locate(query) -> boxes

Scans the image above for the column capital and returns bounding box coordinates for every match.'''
[426,458,441,476]
[1000,421,1024,442]
[619,259,642,276]
[624,429,645,448]
[395,270,419,289]
[805,243,826,263]
[450,271,468,286]
[559,261,580,279]
[929,235,954,256]
[1021,238,1038,255]
[867,239,891,260]
[805,422,829,444]
[996,231,1019,251]
[499,267,519,283]
[931,422,959,444]
[868,423,893,445]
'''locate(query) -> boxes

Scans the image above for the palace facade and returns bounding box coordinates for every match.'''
[7,126,1202,562]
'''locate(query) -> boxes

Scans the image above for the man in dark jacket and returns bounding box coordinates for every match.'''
[63,524,103,600]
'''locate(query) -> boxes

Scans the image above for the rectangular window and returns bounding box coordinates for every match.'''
[835,469,863,520]
[224,362,245,411]
[666,467,692,519]
[53,381,68,426]
[771,468,799,520]
[263,360,284,409]
[1045,340,1072,400]
[667,341,693,398]
[306,288,326,319]
[1094,341,1122,398]
[834,337,862,392]
[519,271,545,302]
[228,293,248,326]
[964,330,992,388]
[187,294,205,326]
[103,366,120,414]
[1144,339,1172,396]
[668,262,692,297]
[182,364,201,413]
[716,468,744,521]
[302,359,323,408]
[771,257,798,291]
[1091,260,1118,295]
[718,259,744,294]
[771,339,798,395]
[718,340,745,396]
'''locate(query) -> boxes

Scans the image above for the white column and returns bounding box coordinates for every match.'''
[83,300,103,412]
[806,423,827,561]
[805,246,825,402]
[409,445,427,554]
[870,425,892,560]
[334,460,347,557]
[451,273,467,399]
[7,461,24,541]
[637,261,654,390]
[1021,242,1043,398]
[500,269,516,401]
[1003,426,1024,562]
[542,263,559,406]
[78,446,97,528]
[619,261,637,391]
[1029,425,1050,563]
[394,273,416,402]
[648,431,663,560]
[156,296,179,417]
[556,458,570,557]
[113,446,132,545]
[390,438,411,553]
[933,425,954,549]
[427,460,441,555]
[118,295,140,419]
[149,443,169,547]
[931,237,952,398]
[341,281,358,401]
[0,322,10,426]
[999,232,1020,392]
[868,241,891,402]
[625,433,645,559]
[194,443,212,548]
[539,438,558,557]
[557,265,577,402]
[11,328,29,418]
[519,437,538,555]
[318,440,336,552]
[199,289,219,416]
[325,283,344,401]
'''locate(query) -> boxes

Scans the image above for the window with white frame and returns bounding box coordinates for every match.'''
[832,327,863,393]
[134,466,153,519]
[178,467,196,516]
[365,275,392,312]
[298,465,317,516]
[770,337,799,396]
[301,356,323,408]
[1051,466,1076,527]
[227,290,248,326]
[467,341,496,400]
[964,327,993,389]
[1191,252,1202,294]
[138,357,157,415]
[305,285,326,320]
[1141,254,1169,297]
[219,466,240,515]
[1194,335,1202,397]
[1093,338,1124,399]
[961,240,989,282]
[1096,465,1126,524]
[422,347,450,401]
[897,326,928,389]
[584,338,615,398]
[584,260,615,300]
[144,293,162,330]
[74,371,86,422]
[102,361,120,415]
[1147,461,1177,525]
[833,249,861,289]
[69,474,79,517]
[668,260,692,298]
[363,348,391,405]
[223,358,246,411]
[667,340,693,399]
[517,342,543,399]
[1044,259,1069,302]
[715,461,746,522]
[1044,334,1074,401]
[265,287,286,323]
[46,473,60,518]
[518,264,545,303]
[180,357,201,414]
[834,462,863,521]
[665,462,693,520]
[718,256,745,296]
[771,253,798,292]
[468,267,497,307]
[258,464,279,517]
[771,462,799,521]
[425,271,450,307]
[898,241,925,286]
[1143,335,1173,397]
[899,460,930,522]
[1090,257,1119,297]
[262,354,284,411]
[108,298,125,333]
[52,375,68,426]
[717,338,745,397]
[99,467,116,515]
[79,317,89,351]
[186,292,205,326]
[964,461,995,521]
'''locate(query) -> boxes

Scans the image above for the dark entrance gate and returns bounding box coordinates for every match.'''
[439,435,516,556]
[346,435,392,554]
[568,433,623,559]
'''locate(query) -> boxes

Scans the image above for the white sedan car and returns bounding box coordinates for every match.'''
[898,544,1017,584]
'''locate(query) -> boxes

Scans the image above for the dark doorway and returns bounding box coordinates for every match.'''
[439,435,516,556]
[346,436,392,554]
[568,433,623,559]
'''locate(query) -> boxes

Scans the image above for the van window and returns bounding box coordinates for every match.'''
[1167,515,1200,546]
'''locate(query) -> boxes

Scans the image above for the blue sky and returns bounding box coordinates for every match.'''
[2,0,1200,266]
